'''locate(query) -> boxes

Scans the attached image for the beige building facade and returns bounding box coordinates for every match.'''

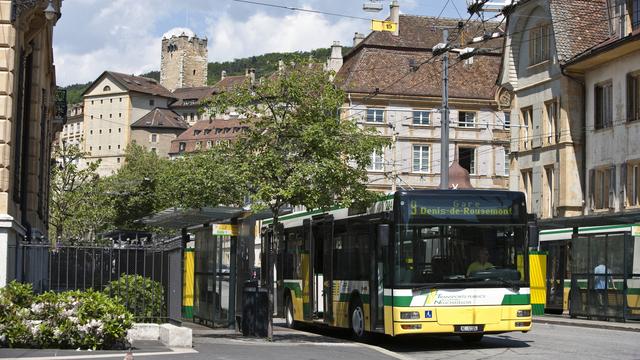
[131,108,188,158]
[81,71,176,176]
[498,0,610,220]
[0,0,63,285]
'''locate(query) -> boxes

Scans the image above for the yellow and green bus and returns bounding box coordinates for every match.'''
[265,189,534,341]
[539,224,640,320]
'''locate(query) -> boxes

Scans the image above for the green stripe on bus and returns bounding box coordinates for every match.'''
[529,250,548,255]
[626,288,640,295]
[531,303,544,315]
[284,282,303,298]
[383,296,412,307]
[502,294,530,305]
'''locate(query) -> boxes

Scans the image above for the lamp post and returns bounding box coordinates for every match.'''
[44,1,56,21]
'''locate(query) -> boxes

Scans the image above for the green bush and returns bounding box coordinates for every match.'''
[0,282,133,350]
[104,274,165,323]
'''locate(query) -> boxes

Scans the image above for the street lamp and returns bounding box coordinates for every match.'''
[44,1,57,21]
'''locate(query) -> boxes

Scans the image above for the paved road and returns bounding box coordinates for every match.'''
[2,323,638,359]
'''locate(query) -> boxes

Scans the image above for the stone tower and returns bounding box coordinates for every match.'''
[160,31,208,91]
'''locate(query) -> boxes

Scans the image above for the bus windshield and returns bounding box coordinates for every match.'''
[394,224,527,288]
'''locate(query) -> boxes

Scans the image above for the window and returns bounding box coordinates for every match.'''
[193,129,201,136]
[366,108,384,123]
[117,158,121,163]
[595,82,613,129]
[151,134,158,143]
[529,23,550,65]
[149,99,155,106]
[628,72,640,122]
[89,146,93,151]
[118,128,121,133]
[412,110,430,125]
[99,129,102,134]
[412,145,430,173]
[522,170,533,212]
[98,146,101,150]
[120,98,122,102]
[110,99,113,103]
[544,167,555,218]
[117,145,121,149]
[109,114,112,118]
[632,0,640,30]
[179,142,186,152]
[90,115,93,120]
[631,164,640,206]
[109,128,112,133]
[151,147,157,154]
[520,107,533,150]
[367,149,384,171]
[100,114,103,119]
[195,141,202,150]
[108,145,111,150]
[459,147,476,174]
[103,86,110,91]
[545,99,558,144]
[503,148,511,176]
[90,130,93,135]
[100,100,103,104]
[591,167,615,209]
[458,111,476,127]
[119,113,122,118]
[206,140,212,149]
[503,112,511,129]
[91,101,94,105]
[191,113,195,120]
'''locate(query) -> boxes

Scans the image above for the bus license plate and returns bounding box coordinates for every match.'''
[459,325,479,332]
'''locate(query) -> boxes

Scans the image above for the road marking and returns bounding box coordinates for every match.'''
[3,349,198,360]
[357,343,413,360]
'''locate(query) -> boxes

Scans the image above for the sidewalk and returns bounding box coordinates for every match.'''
[0,340,197,359]
[534,314,640,332]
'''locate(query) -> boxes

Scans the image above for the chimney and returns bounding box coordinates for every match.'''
[353,32,365,47]
[390,0,400,36]
[326,41,343,74]
[248,68,256,84]
[221,70,226,80]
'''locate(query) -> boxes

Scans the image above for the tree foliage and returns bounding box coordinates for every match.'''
[205,62,389,224]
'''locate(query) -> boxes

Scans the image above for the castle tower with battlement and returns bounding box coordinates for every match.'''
[160,31,208,91]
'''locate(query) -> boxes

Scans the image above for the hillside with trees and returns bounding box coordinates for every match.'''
[61,47,349,105]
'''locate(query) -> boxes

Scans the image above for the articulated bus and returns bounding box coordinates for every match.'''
[539,225,640,320]
[263,190,534,341]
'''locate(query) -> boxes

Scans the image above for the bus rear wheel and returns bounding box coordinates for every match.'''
[349,298,366,340]
[460,333,484,343]
[285,294,297,329]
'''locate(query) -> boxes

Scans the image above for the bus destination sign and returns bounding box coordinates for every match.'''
[402,193,523,224]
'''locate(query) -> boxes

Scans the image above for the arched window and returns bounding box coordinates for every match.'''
[103,85,111,92]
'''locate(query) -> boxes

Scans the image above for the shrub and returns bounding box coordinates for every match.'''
[0,281,133,350]
[104,274,165,322]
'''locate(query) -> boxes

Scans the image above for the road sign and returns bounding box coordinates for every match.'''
[371,20,397,32]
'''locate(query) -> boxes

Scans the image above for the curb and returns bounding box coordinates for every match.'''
[534,318,640,333]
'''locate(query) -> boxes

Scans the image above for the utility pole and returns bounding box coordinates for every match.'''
[439,28,450,190]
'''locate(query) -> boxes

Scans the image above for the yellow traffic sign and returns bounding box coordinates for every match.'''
[371,20,397,32]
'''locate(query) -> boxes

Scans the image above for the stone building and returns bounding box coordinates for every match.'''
[81,71,176,176]
[498,0,610,220]
[0,0,64,285]
[59,103,83,146]
[335,9,511,192]
[131,108,189,158]
[171,86,216,125]
[160,31,208,91]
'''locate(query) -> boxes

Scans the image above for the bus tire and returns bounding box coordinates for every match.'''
[349,297,367,340]
[284,292,297,329]
[460,333,484,343]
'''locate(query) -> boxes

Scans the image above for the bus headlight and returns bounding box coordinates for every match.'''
[400,311,420,320]
[517,310,531,317]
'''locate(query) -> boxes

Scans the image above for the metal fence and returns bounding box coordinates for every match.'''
[16,238,183,323]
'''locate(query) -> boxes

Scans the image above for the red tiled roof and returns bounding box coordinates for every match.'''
[104,71,176,99]
[171,86,217,107]
[131,108,189,129]
[169,118,248,154]
[548,0,610,64]
[212,75,250,92]
[336,15,502,100]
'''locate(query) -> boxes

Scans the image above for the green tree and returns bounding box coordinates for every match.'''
[48,143,102,241]
[205,61,388,337]
[107,144,170,230]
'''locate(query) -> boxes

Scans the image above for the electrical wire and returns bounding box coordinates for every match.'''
[231,0,372,21]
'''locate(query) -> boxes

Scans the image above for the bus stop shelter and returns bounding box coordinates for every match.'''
[143,206,246,328]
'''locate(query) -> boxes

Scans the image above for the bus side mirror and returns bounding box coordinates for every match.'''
[378,224,390,248]
[528,222,539,249]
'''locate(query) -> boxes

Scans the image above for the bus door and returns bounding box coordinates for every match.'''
[541,240,567,314]
[322,216,334,323]
[370,223,389,332]
[305,216,334,320]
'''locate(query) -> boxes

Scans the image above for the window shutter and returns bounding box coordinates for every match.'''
[621,161,628,207]
[628,74,633,122]
[609,165,616,209]
[589,169,595,209]
[495,147,505,176]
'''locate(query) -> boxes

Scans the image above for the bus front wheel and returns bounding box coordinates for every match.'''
[285,294,297,329]
[349,298,366,340]
[460,333,484,343]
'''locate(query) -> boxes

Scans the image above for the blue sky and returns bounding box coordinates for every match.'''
[54,0,473,86]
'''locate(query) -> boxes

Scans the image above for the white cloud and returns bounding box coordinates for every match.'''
[205,10,364,62]
[163,27,196,39]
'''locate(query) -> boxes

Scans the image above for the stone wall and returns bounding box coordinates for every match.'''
[160,35,208,91]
